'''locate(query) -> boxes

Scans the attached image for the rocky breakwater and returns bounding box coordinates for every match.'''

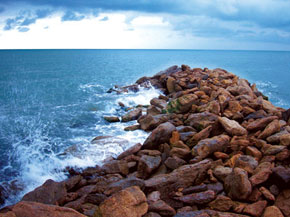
[1,65,290,217]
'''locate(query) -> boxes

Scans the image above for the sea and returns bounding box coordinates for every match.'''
[0,49,289,207]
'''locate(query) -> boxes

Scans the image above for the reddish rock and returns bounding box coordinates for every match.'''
[102,160,129,175]
[164,156,186,170]
[272,166,290,185]
[262,206,284,217]
[104,177,144,195]
[143,122,176,149]
[275,189,290,217]
[21,179,67,205]
[187,126,212,147]
[104,116,120,122]
[192,135,230,159]
[99,186,148,217]
[243,200,267,217]
[246,146,262,161]
[224,168,252,200]
[148,200,176,216]
[208,195,233,211]
[258,119,280,139]
[144,212,162,217]
[124,124,141,131]
[137,155,161,179]
[64,175,82,191]
[248,188,262,202]
[218,117,247,136]
[3,201,86,217]
[246,116,278,131]
[185,112,218,131]
[250,162,272,186]
[213,166,232,182]
[259,187,275,201]
[177,190,216,205]
[117,143,142,160]
[280,134,290,146]
[138,114,169,131]
[182,184,208,195]
[234,155,258,174]
[121,108,142,122]
[166,94,198,114]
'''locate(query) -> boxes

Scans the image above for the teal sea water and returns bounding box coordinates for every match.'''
[0,49,289,206]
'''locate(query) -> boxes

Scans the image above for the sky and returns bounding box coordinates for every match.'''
[0,0,290,50]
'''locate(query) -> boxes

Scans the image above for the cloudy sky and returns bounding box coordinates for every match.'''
[0,0,290,50]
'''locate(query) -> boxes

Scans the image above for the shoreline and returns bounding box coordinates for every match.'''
[1,65,290,217]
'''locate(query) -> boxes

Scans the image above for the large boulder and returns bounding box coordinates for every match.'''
[21,179,67,205]
[99,186,148,217]
[224,168,252,200]
[137,155,161,179]
[246,116,278,131]
[143,122,176,149]
[138,114,169,131]
[1,201,86,217]
[192,135,230,159]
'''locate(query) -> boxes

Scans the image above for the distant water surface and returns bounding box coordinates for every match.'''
[0,49,289,206]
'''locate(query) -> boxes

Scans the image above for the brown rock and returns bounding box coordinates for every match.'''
[262,206,284,217]
[145,159,211,190]
[4,201,86,217]
[150,98,167,109]
[164,156,186,170]
[213,152,229,159]
[137,155,161,179]
[263,145,286,155]
[121,108,142,122]
[182,184,208,195]
[0,212,16,217]
[250,162,272,186]
[230,136,249,151]
[149,200,176,216]
[272,166,290,185]
[213,166,233,182]
[192,135,230,159]
[248,188,262,202]
[117,143,142,160]
[234,155,258,174]
[144,212,162,217]
[259,187,275,201]
[224,168,252,200]
[246,146,262,161]
[258,119,280,139]
[218,117,247,136]
[102,160,129,175]
[104,116,120,122]
[208,195,233,211]
[99,186,148,217]
[185,112,218,131]
[186,126,212,147]
[170,147,191,159]
[166,94,198,114]
[280,134,290,146]
[124,124,141,131]
[84,193,107,205]
[143,122,176,149]
[21,179,67,205]
[104,177,145,195]
[138,114,169,131]
[266,130,288,143]
[177,190,216,205]
[246,116,278,131]
[243,200,267,217]
[64,175,82,191]
[166,76,176,93]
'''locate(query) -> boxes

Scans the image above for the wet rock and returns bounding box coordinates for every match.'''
[262,206,284,217]
[104,116,120,122]
[64,175,82,192]
[2,201,86,217]
[258,119,280,139]
[234,155,258,174]
[84,193,107,205]
[143,122,176,149]
[166,94,198,114]
[164,156,186,170]
[246,116,278,131]
[137,155,161,179]
[124,124,141,131]
[185,112,218,131]
[149,200,176,216]
[218,117,247,136]
[99,186,148,217]
[208,195,233,211]
[104,177,145,195]
[224,168,252,200]
[192,135,230,159]
[177,190,216,205]
[117,143,142,160]
[22,179,67,205]
[121,108,142,122]
[272,166,290,185]
[243,200,267,217]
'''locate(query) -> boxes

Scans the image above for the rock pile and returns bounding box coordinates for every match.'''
[1,65,290,217]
